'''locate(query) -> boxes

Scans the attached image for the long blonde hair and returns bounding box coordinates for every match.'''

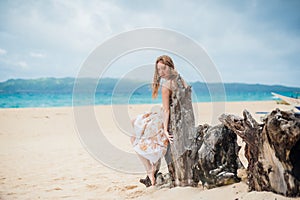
[152,55,176,99]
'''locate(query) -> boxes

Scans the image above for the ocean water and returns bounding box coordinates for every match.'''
[1,77,299,109]
[0,90,290,109]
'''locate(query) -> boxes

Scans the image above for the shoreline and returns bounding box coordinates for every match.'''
[0,98,286,110]
[0,99,288,108]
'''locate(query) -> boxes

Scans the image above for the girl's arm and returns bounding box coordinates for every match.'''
[162,82,173,143]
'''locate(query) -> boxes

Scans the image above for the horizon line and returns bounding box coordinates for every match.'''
[1,76,300,89]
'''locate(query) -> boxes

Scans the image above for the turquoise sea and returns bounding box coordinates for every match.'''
[0,78,299,108]
[0,91,298,109]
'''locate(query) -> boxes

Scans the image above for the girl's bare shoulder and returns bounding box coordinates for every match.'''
[162,80,172,90]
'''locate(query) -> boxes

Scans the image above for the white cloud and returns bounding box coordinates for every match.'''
[0,48,7,55]
[5,1,117,52]
[4,1,163,53]
[30,52,46,58]
[17,61,28,69]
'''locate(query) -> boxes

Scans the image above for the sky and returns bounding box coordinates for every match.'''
[0,0,299,87]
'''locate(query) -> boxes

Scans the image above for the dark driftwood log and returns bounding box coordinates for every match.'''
[219,109,300,197]
[191,124,241,188]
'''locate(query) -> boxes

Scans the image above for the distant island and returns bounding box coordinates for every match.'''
[0,77,299,96]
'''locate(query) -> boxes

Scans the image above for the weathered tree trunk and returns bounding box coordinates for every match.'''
[191,124,241,188]
[219,109,300,197]
[165,75,196,187]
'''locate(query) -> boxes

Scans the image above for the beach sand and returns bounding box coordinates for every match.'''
[0,101,299,200]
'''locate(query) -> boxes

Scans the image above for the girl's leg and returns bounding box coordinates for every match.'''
[136,154,154,184]
[149,161,160,185]
[131,117,155,186]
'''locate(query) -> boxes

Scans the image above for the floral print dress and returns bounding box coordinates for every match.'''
[132,109,169,164]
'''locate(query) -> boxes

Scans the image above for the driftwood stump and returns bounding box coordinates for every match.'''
[219,109,300,197]
[192,124,241,188]
[164,74,196,187]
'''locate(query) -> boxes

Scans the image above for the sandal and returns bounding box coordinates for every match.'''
[139,176,152,187]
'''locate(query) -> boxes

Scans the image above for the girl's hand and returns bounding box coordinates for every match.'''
[164,130,173,144]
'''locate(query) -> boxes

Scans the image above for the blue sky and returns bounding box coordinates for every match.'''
[0,0,299,87]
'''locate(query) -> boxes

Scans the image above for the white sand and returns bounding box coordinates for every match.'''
[0,101,299,200]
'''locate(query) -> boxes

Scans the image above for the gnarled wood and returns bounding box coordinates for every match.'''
[165,74,196,187]
[219,109,300,197]
[192,124,241,188]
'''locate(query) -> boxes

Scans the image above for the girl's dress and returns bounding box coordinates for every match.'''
[132,110,169,164]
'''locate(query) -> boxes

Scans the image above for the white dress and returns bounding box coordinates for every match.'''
[132,110,169,164]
